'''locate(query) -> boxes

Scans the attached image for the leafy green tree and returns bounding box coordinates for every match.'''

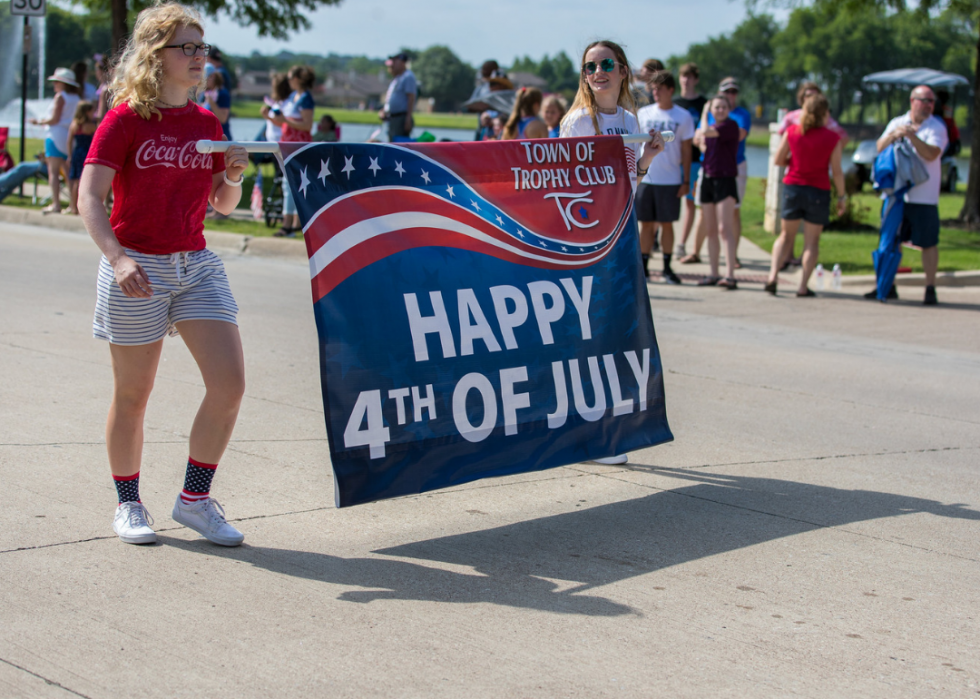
[758,0,980,223]
[411,45,473,111]
[75,0,343,54]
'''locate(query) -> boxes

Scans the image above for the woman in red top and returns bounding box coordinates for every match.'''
[78,3,250,547]
[765,93,846,297]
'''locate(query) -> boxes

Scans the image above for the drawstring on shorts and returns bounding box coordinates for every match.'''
[169,251,190,285]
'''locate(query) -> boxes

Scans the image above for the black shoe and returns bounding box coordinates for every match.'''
[663,270,682,285]
[697,276,722,286]
[923,285,937,305]
[764,281,777,295]
[864,286,898,300]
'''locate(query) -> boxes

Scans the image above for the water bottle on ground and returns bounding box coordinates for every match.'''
[815,264,825,290]
[832,264,842,290]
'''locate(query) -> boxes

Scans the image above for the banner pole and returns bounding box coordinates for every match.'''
[195,132,674,155]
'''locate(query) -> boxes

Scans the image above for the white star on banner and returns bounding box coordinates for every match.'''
[516,229,524,238]
[421,169,431,184]
[561,246,568,252]
[299,166,311,197]
[368,157,381,176]
[342,155,355,179]
[446,185,455,198]
[470,200,481,212]
[394,161,406,177]
[540,241,548,248]
[495,215,504,226]
[318,159,330,185]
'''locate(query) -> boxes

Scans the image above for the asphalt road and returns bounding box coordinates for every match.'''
[2,222,978,698]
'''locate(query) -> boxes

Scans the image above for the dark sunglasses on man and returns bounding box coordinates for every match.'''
[162,42,212,57]
[583,58,621,75]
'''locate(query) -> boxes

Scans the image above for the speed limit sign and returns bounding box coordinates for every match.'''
[11,0,46,16]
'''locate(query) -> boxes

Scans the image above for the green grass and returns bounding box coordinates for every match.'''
[231,100,478,130]
[740,177,980,275]
[6,138,46,165]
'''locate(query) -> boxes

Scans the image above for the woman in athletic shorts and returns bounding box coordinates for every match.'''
[765,93,846,297]
[78,3,250,547]
[694,94,740,289]
[560,39,664,465]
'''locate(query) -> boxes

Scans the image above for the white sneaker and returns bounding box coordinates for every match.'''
[674,244,686,257]
[113,501,157,544]
[592,454,629,465]
[172,496,244,547]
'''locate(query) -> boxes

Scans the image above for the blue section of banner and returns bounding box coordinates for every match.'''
[285,140,672,507]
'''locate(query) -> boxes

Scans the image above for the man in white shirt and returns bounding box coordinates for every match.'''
[873,85,948,305]
[636,71,695,284]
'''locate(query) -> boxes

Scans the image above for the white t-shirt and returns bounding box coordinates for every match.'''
[560,107,640,191]
[636,103,695,185]
[882,113,948,205]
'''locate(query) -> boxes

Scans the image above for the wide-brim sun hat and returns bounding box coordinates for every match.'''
[47,67,79,88]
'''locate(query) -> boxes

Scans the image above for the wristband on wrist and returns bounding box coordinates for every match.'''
[223,172,243,187]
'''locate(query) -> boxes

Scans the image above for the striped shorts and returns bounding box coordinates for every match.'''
[94,248,238,346]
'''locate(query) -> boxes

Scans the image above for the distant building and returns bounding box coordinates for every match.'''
[508,72,548,90]
[235,70,274,100]
[320,70,389,110]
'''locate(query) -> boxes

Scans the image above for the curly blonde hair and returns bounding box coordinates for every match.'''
[110,3,205,120]
[562,40,637,136]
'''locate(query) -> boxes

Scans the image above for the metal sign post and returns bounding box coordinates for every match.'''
[12,0,45,197]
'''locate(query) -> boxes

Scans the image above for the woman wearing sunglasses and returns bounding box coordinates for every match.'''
[560,41,664,194]
[78,3,250,547]
[561,40,664,466]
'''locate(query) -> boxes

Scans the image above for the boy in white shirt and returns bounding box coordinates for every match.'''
[636,71,695,283]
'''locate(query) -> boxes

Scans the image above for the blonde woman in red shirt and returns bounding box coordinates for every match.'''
[79,3,250,547]
[765,93,846,297]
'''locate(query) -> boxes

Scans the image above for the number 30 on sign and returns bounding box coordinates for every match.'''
[11,0,46,16]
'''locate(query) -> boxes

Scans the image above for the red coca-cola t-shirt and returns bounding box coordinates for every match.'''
[85,102,226,254]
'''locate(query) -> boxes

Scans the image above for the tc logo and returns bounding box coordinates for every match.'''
[543,191,599,232]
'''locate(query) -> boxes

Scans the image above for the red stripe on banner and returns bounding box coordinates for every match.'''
[309,222,624,302]
[303,188,587,262]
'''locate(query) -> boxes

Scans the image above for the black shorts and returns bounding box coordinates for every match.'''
[700,176,739,205]
[782,184,831,226]
[900,203,940,249]
[636,183,682,223]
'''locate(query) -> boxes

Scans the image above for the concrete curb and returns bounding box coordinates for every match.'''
[0,205,309,261]
[1,204,977,281]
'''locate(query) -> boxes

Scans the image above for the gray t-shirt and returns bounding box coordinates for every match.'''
[385,70,418,115]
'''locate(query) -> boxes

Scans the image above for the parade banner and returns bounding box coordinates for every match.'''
[280,137,673,507]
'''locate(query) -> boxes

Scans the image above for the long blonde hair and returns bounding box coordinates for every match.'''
[110,3,205,120]
[502,87,542,140]
[561,40,637,136]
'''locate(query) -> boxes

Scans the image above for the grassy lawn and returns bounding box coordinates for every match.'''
[231,100,478,131]
[6,138,46,165]
[740,176,980,275]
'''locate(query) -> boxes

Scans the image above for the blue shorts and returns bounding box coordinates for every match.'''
[685,162,701,202]
[44,139,67,160]
[94,249,238,345]
[900,203,940,249]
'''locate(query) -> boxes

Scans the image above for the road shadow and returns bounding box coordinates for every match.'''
[161,468,979,617]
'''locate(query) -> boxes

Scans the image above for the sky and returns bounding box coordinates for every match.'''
[203,0,790,66]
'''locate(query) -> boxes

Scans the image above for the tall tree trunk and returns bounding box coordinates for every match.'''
[111,0,128,56]
[960,27,980,226]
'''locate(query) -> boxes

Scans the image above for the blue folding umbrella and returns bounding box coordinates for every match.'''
[871,142,929,301]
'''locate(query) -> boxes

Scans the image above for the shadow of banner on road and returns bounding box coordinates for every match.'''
[161,468,979,617]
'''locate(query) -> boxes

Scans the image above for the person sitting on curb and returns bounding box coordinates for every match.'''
[0,156,47,203]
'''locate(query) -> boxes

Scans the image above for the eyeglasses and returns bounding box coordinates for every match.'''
[912,97,935,104]
[583,58,620,75]
[162,43,211,57]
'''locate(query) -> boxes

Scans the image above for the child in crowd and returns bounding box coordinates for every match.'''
[502,87,547,139]
[66,101,98,215]
[541,95,566,138]
[694,94,740,289]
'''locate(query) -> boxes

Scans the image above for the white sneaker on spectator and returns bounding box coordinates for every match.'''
[674,244,686,257]
[592,454,629,465]
[113,501,157,544]
[172,496,244,547]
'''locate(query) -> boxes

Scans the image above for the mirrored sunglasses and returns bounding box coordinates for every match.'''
[583,58,619,75]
